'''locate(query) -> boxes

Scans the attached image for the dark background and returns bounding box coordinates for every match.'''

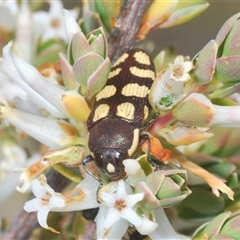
[63,1,240,57]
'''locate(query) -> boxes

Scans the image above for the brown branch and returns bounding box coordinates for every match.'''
[0,169,70,240]
[108,0,151,62]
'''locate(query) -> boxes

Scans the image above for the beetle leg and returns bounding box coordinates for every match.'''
[139,133,152,163]
[82,155,103,196]
[139,133,164,170]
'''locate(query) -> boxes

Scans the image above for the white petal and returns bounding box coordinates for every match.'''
[24,198,42,212]
[123,159,146,187]
[103,207,121,229]
[63,9,81,43]
[55,175,99,212]
[125,193,144,207]
[116,180,127,199]
[31,179,48,198]
[0,106,68,149]
[0,5,16,30]
[49,193,66,208]
[183,61,194,72]
[96,205,129,240]
[37,206,59,233]
[0,43,65,118]
[174,55,184,65]
[135,217,158,235]
[149,208,179,240]
[121,208,142,226]
[12,52,67,115]
[100,192,115,207]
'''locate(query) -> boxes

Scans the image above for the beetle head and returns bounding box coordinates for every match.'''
[94,149,128,180]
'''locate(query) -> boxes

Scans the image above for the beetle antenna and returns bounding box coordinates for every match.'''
[82,155,103,188]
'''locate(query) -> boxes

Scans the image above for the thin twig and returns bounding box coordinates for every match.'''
[108,0,151,62]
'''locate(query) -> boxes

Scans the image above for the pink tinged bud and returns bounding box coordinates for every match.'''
[160,126,213,145]
[172,93,216,127]
[60,90,90,121]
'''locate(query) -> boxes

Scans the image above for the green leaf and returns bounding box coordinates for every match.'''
[208,82,240,99]
[172,93,216,127]
[59,53,78,90]
[215,13,240,47]
[216,56,240,82]
[207,162,236,179]
[160,3,209,28]
[72,52,104,95]
[100,0,122,19]
[87,27,108,58]
[71,32,91,62]
[95,0,112,32]
[87,58,110,95]
[223,19,240,56]
[194,40,218,85]
[178,188,225,219]
[220,213,240,239]
[35,41,65,67]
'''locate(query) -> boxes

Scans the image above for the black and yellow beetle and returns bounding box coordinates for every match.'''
[82,48,156,180]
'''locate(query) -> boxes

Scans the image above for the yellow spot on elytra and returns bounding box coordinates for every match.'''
[143,105,149,121]
[134,51,151,65]
[121,83,149,98]
[108,68,122,79]
[93,104,110,122]
[112,53,129,68]
[96,85,117,101]
[116,102,135,120]
[127,128,140,156]
[130,66,155,79]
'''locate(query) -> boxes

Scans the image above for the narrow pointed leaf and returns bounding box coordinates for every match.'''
[100,0,122,18]
[160,3,209,28]
[208,82,240,99]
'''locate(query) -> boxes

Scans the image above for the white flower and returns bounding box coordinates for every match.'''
[169,55,193,82]
[0,0,18,31]
[23,175,67,234]
[100,180,143,228]
[97,180,157,239]
[33,0,79,42]
[24,174,99,234]
[149,68,185,112]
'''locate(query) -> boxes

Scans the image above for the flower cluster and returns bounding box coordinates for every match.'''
[0,0,240,239]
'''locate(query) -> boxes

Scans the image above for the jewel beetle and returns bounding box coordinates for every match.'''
[82,49,156,180]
